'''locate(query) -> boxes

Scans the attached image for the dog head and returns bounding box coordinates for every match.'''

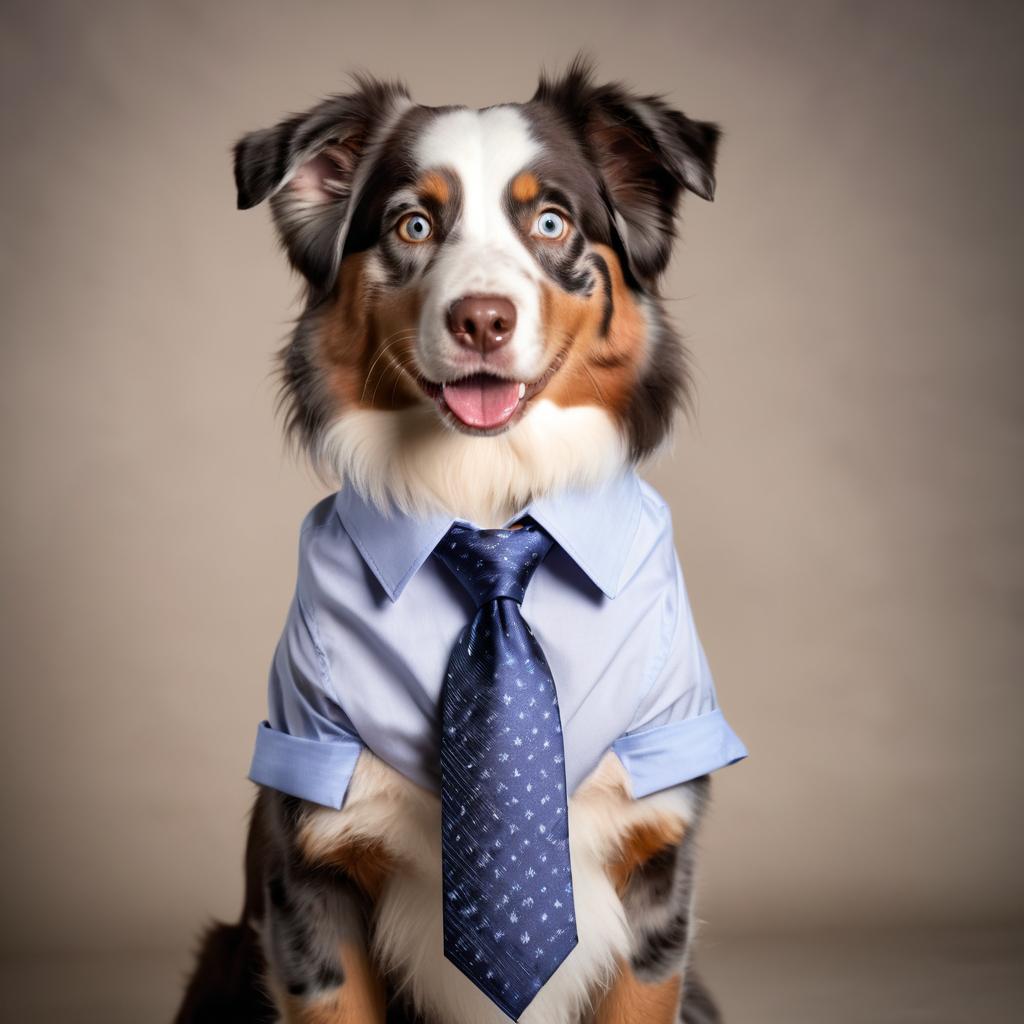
[235,62,718,522]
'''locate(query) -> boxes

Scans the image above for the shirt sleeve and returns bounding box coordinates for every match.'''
[612,547,747,798]
[248,533,364,809]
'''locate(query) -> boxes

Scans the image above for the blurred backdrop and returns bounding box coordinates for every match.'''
[1,0,1022,1020]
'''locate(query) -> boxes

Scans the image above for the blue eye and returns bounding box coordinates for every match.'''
[398,213,433,243]
[533,210,567,239]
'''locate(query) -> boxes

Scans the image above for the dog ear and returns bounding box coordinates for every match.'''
[533,61,720,283]
[233,77,410,289]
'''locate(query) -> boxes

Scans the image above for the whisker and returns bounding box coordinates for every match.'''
[360,331,418,403]
[580,362,608,405]
[371,348,418,407]
[551,329,607,407]
[383,354,422,407]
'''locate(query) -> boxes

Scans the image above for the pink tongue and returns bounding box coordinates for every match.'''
[442,376,521,429]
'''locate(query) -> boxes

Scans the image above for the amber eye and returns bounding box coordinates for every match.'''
[397,212,433,243]
[532,209,568,240]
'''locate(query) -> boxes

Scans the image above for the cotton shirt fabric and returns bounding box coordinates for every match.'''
[249,473,747,810]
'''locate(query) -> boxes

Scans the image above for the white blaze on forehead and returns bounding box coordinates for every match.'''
[412,105,547,380]
[415,106,540,249]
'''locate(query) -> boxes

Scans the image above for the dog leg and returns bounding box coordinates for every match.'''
[272,939,386,1024]
[260,791,388,1024]
[593,958,683,1023]
[593,775,721,1024]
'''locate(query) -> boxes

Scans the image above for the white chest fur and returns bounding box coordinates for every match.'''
[298,751,699,1024]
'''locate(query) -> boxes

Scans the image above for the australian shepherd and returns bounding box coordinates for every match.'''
[176,60,728,1024]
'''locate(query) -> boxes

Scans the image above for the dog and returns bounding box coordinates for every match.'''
[175,60,745,1024]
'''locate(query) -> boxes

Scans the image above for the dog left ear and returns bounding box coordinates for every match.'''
[534,62,720,284]
[233,77,409,290]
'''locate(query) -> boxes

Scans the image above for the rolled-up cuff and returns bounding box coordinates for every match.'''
[612,708,748,798]
[248,721,363,809]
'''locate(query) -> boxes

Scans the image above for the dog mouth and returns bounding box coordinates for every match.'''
[416,351,566,433]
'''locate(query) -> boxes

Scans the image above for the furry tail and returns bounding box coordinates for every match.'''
[681,969,723,1023]
[173,920,275,1024]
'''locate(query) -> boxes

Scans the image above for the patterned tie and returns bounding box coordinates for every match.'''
[433,521,577,1020]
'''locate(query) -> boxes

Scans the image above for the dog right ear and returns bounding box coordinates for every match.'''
[233,77,409,290]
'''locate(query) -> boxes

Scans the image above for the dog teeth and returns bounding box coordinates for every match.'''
[518,382,526,399]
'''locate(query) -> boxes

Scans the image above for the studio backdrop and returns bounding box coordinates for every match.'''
[0,0,1020,967]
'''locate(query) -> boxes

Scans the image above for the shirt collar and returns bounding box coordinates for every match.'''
[334,472,643,602]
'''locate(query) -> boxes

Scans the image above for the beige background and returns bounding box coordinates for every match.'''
[1,0,1021,998]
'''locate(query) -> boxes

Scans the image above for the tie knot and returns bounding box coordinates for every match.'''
[434,521,553,607]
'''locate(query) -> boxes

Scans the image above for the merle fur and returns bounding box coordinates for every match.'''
[234,76,412,289]
[620,775,722,1022]
[532,57,719,284]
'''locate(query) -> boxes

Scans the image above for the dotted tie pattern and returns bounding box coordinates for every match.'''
[433,521,577,1020]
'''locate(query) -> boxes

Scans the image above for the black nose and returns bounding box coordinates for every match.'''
[447,295,517,353]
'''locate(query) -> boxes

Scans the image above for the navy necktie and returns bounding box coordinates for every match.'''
[434,522,577,1020]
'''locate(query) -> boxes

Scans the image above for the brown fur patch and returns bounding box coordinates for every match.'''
[307,835,396,903]
[542,244,646,417]
[593,960,683,1024]
[321,253,420,411]
[609,813,686,894]
[280,942,386,1023]
[510,170,541,203]
[417,169,450,206]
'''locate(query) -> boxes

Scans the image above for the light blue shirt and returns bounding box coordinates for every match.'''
[249,473,747,809]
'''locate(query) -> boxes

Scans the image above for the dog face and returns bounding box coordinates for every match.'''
[234,63,718,517]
